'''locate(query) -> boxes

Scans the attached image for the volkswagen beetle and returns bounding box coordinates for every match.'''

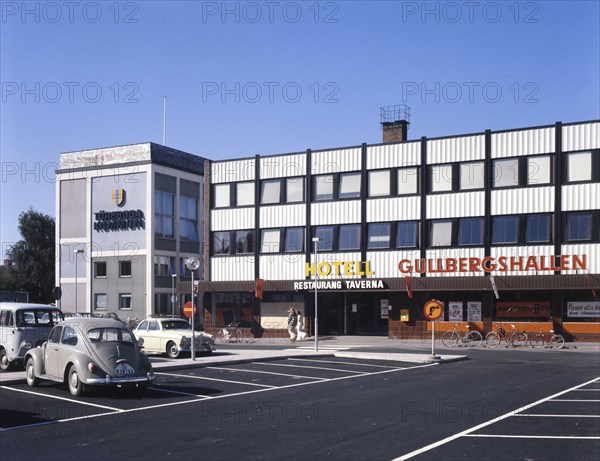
[24,317,155,396]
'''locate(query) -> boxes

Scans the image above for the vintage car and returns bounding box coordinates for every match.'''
[133,317,216,358]
[24,317,155,396]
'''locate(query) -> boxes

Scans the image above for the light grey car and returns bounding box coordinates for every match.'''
[25,317,155,396]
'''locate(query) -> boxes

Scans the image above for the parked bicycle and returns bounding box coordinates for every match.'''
[215,322,261,343]
[485,323,528,348]
[528,325,565,349]
[441,323,483,348]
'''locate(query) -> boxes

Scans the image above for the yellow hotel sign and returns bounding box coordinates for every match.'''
[305,261,375,278]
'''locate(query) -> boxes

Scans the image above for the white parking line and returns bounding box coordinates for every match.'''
[515,413,600,418]
[393,376,600,461]
[156,371,277,388]
[1,386,123,412]
[551,399,600,402]
[288,358,402,369]
[465,434,600,440]
[258,362,363,374]
[210,366,327,380]
[148,387,214,398]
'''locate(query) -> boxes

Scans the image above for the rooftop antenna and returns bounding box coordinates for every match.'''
[163,96,167,145]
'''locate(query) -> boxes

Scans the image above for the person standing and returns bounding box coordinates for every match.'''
[296,309,306,341]
[287,308,298,341]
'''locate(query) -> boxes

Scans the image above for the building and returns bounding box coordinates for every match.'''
[56,117,600,341]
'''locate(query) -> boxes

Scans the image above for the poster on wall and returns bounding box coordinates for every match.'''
[467,302,482,322]
[381,299,390,319]
[567,301,600,318]
[448,302,463,321]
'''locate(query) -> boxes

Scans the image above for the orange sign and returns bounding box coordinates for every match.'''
[255,278,264,300]
[183,302,197,318]
[423,299,444,321]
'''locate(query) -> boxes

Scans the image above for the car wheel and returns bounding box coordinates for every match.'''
[0,348,12,371]
[68,365,86,397]
[25,358,39,387]
[166,341,180,359]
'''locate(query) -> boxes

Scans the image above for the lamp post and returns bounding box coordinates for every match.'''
[171,274,177,316]
[73,248,84,314]
[312,237,320,352]
[185,257,200,361]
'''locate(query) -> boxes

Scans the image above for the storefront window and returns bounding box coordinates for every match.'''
[397,221,418,248]
[460,162,484,190]
[368,170,390,197]
[526,214,551,242]
[236,182,255,206]
[566,213,592,241]
[314,226,334,251]
[339,224,361,250]
[459,218,484,246]
[339,173,361,199]
[493,158,519,188]
[492,216,519,244]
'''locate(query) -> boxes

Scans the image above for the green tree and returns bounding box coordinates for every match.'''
[6,209,55,303]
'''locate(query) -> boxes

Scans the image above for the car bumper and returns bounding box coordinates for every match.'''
[86,372,155,385]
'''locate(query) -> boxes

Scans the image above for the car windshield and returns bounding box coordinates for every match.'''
[162,320,191,330]
[16,309,62,327]
[88,327,135,344]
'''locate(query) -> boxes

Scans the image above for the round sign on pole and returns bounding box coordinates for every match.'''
[183,302,197,318]
[423,299,444,321]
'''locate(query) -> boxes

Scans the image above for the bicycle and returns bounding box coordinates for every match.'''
[216,323,242,343]
[441,323,483,348]
[528,325,566,349]
[485,323,528,348]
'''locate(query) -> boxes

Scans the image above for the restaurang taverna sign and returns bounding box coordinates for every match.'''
[294,261,386,290]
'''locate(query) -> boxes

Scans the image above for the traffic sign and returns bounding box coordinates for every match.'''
[423,299,444,321]
[183,302,197,318]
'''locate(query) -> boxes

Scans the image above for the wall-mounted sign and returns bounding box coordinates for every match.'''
[293,279,386,290]
[93,209,145,232]
[381,299,390,319]
[496,301,550,318]
[567,301,600,318]
[305,261,375,278]
[467,302,482,322]
[448,302,463,321]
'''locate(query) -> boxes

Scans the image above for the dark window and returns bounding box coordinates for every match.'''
[213,232,231,255]
[285,228,304,252]
[492,216,519,244]
[397,222,418,248]
[180,195,199,241]
[61,326,78,346]
[314,226,334,251]
[49,326,63,343]
[94,261,107,278]
[119,293,132,310]
[459,218,484,246]
[154,190,174,238]
[368,223,391,249]
[236,230,255,254]
[567,213,592,241]
[119,260,132,277]
[527,214,551,243]
[339,224,361,250]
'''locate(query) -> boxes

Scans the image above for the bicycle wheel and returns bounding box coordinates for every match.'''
[550,335,565,350]
[441,331,458,347]
[529,334,545,349]
[485,331,501,348]
[465,331,483,348]
[216,329,228,343]
[510,331,528,348]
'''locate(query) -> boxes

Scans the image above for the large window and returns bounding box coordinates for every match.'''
[460,162,484,190]
[339,173,361,199]
[527,155,551,185]
[493,159,519,188]
[261,229,281,253]
[236,182,255,206]
[339,224,361,250]
[430,220,452,247]
[154,256,175,276]
[398,168,418,195]
[566,213,592,241]
[368,170,390,197]
[492,216,519,244]
[286,178,304,203]
[261,179,281,204]
[180,195,199,241]
[314,226,334,251]
[527,214,551,242]
[285,228,305,252]
[430,165,453,192]
[154,190,174,238]
[213,232,230,255]
[314,175,334,201]
[566,152,592,182]
[397,221,418,248]
[459,218,484,245]
[236,230,255,254]
[214,184,231,208]
[367,223,390,249]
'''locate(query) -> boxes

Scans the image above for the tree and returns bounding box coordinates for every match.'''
[6,209,55,303]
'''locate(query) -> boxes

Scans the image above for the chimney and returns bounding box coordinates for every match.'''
[380,105,410,143]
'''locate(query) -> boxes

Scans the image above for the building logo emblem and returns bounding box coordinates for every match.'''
[112,189,126,207]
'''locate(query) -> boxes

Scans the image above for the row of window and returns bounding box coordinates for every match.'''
[211,211,599,255]
[212,150,599,208]
[93,258,201,279]
[94,293,132,310]
[94,260,132,278]
[154,191,199,241]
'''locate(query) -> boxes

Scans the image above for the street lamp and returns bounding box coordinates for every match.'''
[73,248,84,314]
[312,237,320,352]
[171,274,177,316]
[185,257,200,361]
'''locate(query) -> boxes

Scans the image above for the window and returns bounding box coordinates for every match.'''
[154,191,174,238]
[61,326,78,346]
[236,230,255,254]
[398,168,418,195]
[397,222,418,248]
[0,310,14,327]
[285,228,304,252]
[214,184,231,208]
[367,223,390,249]
[286,178,304,203]
[261,180,281,204]
[180,257,199,277]
[119,260,132,277]
[368,170,390,197]
[460,162,484,190]
[180,196,199,241]
[261,229,281,253]
[213,232,231,255]
[49,326,62,343]
[154,256,175,276]
[459,218,484,245]
[492,216,519,244]
[94,293,107,310]
[119,293,132,310]
[339,224,361,250]
[430,220,452,247]
[527,214,551,242]
[494,159,519,188]
[314,175,334,200]
[567,213,592,241]
[314,226,334,251]
[94,261,107,278]
[567,152,592,182]
[339,173,361,199]
[236,182,255,206]
[527,156,551,185]
[430,165,453,192]
[154,293,169,315]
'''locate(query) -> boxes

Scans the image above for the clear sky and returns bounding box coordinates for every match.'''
[1,0,599,253]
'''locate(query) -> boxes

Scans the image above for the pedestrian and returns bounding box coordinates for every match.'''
[287,307,298,341]
[296,309,306,341]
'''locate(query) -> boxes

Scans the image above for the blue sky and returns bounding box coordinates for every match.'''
[1,0,599,253]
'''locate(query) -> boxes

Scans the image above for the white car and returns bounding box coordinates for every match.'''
[133,317,216,358]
